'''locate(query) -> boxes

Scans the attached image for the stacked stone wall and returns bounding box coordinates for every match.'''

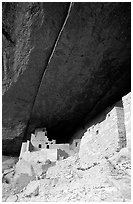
[79,99,127,168]
[21,149,58,163]
[115,106,126,150]
[122,92,131,151]
[70,139,81,153]
[49,144,69,150]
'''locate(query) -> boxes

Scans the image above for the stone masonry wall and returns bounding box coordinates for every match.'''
[79,100,126,168]
[122,92,131,151]
[70,139,81,153]
[21,149,58,163]
[49,144,69,151]
[115,103,126,150]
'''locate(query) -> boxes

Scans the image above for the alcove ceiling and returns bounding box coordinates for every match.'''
[2,2,131,155]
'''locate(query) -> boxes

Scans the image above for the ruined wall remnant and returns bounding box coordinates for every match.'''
[115,101,127,150]
[19,127,73,160]
[122,92,131,151]
[70,139,81,153]
[79,97,127,168]
[30,128,56,151]
[22,149,58,163]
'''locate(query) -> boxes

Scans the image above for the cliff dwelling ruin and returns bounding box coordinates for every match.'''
[2,2,131,202]
[19,128,70,162]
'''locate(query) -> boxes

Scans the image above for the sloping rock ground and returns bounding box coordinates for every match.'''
[2,150,131,202]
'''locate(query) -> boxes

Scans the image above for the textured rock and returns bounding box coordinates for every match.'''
[2,3,131,153]
[15,156,56,180]
[108,147,131,166]
[2,156,18,172]
[2,2,69,153]
[13,173,34,194]
[21,149,57,163]
[78,100,127,168]
[24,181,39,197]
[10,153,125,202]
[15,159,33,177]
[16,152,130,202]
[6,195,18,202]
[3,168,15,184]
[28,2,131,142]
[122,92,131,151]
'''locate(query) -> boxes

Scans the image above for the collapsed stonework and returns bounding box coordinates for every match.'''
[10,130,72,193]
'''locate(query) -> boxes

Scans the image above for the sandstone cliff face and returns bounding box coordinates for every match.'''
[2,2,131,154]
[28,2,131,141]
[2,2,69,154]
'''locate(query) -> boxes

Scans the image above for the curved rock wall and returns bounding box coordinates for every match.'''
[2,2,131,154]
[2,2,69,154]
[28,2,131,141]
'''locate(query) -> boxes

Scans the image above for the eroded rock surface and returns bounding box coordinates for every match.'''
[2,2,69,154]
[3,152,131,202]
[27,2,131,142]
[2,2,131,153]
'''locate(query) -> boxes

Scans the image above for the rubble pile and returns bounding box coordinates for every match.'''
[2,147,131,202]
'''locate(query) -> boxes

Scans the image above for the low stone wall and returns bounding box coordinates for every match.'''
[21,149,57,163]
[50,144,69,151]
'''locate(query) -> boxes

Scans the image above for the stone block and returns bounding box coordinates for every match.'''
[6,195,18,202]
[15,153,56,180]
[31,163,48,178]
[24,180,39,197]
[3,170,14,184]
[57,149,69,160]
[15,159,33,177]
[108,147,131,166]
[13,173,34,194]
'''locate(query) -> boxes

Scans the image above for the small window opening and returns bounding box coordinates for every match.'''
[108,114,110,117]
[39,144,42,148]
[46,145,49,149]
[96,130,99,135]
[75,142,78,147]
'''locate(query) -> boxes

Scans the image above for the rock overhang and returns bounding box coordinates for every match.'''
[26,2,131,141]
[2,2,131,154]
